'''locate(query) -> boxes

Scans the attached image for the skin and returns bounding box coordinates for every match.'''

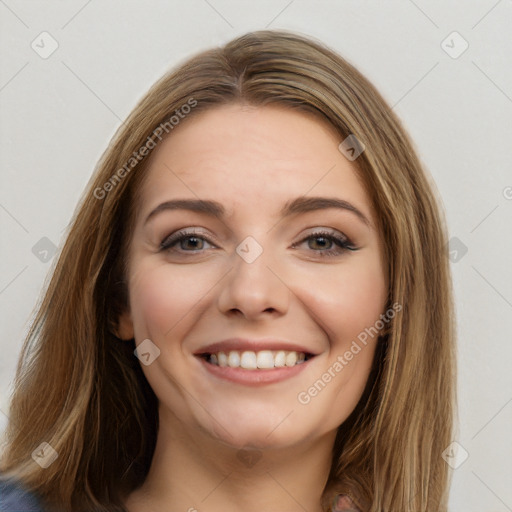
[119,104,388,512]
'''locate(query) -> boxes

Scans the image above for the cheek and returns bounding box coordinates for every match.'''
[128,262,216,338]
[341,267,386,337]
[296,254,387,344]
[294,259,385,427]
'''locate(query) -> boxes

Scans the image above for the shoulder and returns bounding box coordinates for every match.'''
[0,477,46,511]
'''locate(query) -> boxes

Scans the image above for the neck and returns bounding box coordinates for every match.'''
[124,406,336,512]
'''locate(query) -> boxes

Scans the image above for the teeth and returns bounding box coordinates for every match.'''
[228,351,241,368]
[205,350,310,370]
[218,352,228,367]
[274,351,286,367]
[241,351,257,369]
[285,351,297,367]
[256,350,274,369]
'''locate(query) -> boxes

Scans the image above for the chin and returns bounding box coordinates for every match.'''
[204,414,314,453]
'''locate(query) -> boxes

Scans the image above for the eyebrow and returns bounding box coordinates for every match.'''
[144,196,371,227]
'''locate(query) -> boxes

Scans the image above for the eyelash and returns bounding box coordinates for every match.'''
[293,229,357,257]
[160,229,357,257]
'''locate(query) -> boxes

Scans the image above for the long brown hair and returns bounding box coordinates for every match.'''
[0,30,456,512]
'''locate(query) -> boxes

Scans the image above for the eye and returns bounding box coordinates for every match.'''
[293,229,357,257]
[159,228,356,257]
[160,229,216,253]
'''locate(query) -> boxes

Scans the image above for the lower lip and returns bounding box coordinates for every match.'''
[196,356,313,386]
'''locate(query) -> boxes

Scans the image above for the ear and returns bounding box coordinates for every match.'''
[117,310,135,340]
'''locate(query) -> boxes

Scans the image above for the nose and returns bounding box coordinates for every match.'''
[217,243,290,321]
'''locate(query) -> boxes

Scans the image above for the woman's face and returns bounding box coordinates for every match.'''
[119,104,388,450]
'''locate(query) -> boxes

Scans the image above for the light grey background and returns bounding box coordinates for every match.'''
[1,1,511,510]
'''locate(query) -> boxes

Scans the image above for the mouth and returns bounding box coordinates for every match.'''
[193,339,320,385]
[197,349,316,370]
[195,349,318,386]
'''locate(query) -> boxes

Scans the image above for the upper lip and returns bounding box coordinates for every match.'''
[194,338,319,356]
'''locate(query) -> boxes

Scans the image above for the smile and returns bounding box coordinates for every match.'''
[199,350,314,370]
[196,350,317,386]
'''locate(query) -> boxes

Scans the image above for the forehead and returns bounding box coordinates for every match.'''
[137,104,373,224]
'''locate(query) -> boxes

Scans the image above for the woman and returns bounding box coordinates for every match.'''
[0,30,456,512]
